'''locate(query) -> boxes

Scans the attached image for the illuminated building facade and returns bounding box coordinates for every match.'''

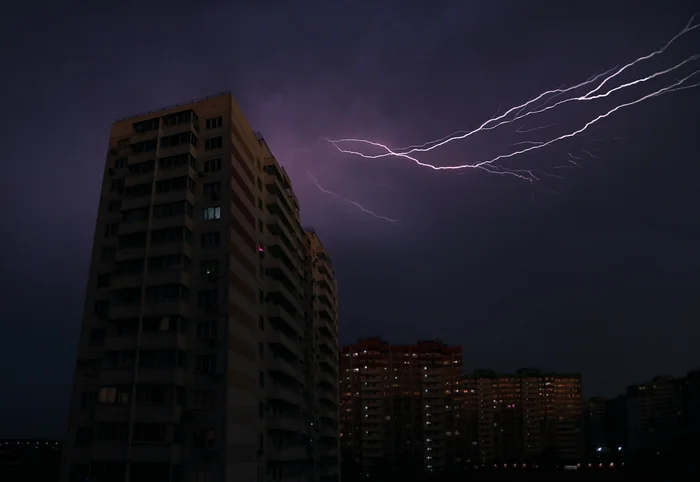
[461,369,584,464]
[339,338,464,473]
[59,92,339,482]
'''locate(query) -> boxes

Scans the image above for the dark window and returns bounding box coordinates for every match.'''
[127,160,155,174]
[194,355,217,374]
[203,181,221,196]
[158,153,196,169]
[101,247,116,262]
[104,223,119,237]
[107,200,121,213]
[115,287,141,303]
[90,329,106,345]
[94,300,109,318]
[122,207,149,222]
[257,178,262,190]
[197,290,218,309]
[124,182,152,197]
[114,258,145,275]
[162,110,196,126]
[97,273,111,287]
[151,227,193,245]
[196,321,217,338]
[204,137,223,150]
[160,131,197,148]
[205,116,223,129]
[203,158,222,172]
[139,349,178,369]
[148,254,190,271]
[153,200,193,218]
[200,231,221,247]
[133,118,160,133]
[155,176,195,194]
[74,427,94,446]
[81,392,97,410]
[130,139,157,153]
[132,423,168,443]
[109,179,124,192]
[145,284,189,302]
[259,316,264,331]
[95,423,129,442]
[200,260,219,278]
[192,428,215,449]
[193,390,216,410]
[99,385,131,404]
[114,157,128,169]
[105,351,135,369]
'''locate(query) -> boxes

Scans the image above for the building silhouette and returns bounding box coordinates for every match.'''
[59,92,339,482]
[461,369,584,464]
[339,338,464,474]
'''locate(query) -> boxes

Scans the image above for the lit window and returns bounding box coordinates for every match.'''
[203,207,221,221]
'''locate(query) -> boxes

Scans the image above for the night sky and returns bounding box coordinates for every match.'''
[2,1,699,438]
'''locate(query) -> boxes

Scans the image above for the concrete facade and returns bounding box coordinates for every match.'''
[60,92,339,482]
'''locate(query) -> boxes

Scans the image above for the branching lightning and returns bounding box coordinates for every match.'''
[303,15,699,222]
[306,172,399,223]
[322,15,699,177]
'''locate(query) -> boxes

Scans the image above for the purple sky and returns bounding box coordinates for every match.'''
[1,0,699,437]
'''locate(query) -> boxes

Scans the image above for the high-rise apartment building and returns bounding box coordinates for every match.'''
[461,369,583,464]
[59,92,339,482]
[339,338,464,473]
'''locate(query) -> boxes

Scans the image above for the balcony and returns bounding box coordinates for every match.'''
[142,300,189,318]
[267,412,307,433]
[267,304,301,336]
[153,187,195,207]
[94,404,130,422]
[110,273,143,291]
[124,172,154,188]
[266,281,300,311]
[266,444,307,462]
[132,404,184,424]
[137,367,187,385]
[267,383,304,408]
[150,213,193,233]
[139,330,187,351]
[121,194,152,211]
[267,355,302,382]
[118,220,149,236]
[267,328,302,361]
[146,269,190,287]
[108,303,141,319]
[129,443,182,464]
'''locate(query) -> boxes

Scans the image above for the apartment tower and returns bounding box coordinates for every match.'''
[461,369,584,464]
[59,92,340,482]
[339,338,464,474]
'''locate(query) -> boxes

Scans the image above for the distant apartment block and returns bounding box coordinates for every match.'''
[460,369,584,464]
[339,338,464,473]
[59,92,339,482]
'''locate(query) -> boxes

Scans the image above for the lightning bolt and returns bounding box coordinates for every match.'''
[306,172,399,224]
[323,15,699,178]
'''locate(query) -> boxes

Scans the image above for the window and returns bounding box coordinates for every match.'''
[153,200,193,218]
[204,137,223,150]
[203,158,222,172]
[258,342,264,359]
[200,231,221,248]
[82,392,97,410]
[203,181,221,196]
[122,207,149,222]
[124,182,151,197]
[131,139,157,153]
[205,116,223,129]
[259,371,265,387]
[148,254,190,271]
[114,157,128,169]
[127,160,154,174]
[258,316,264,331]
[257,198,263,210]
[145,284,188,301]
[193,390,217,410]
[101,247,116,262]
[155,176,195,193]
[94,300,109,318]
[132,423,167,443]
[258,290,265,304]
[258,219,264,233]
[133,118,160,133]
[195,355,217,374]
[203,206,221,221]
[193,428,215,449]
[99,386,131,404]
[196,321,217,339]
[96,273,111,287]
[151,227,193,245]
[257,178,262,190]
[193,470,213,482]
[108,200,121,213]
[200,260,219,278]
[90,329,106,345]
[158,153,196,169]
[104,223,119,237]
[74,427,94,446]
[106,351,135,369]
[198,290,218,308]
[160,131,197,148]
